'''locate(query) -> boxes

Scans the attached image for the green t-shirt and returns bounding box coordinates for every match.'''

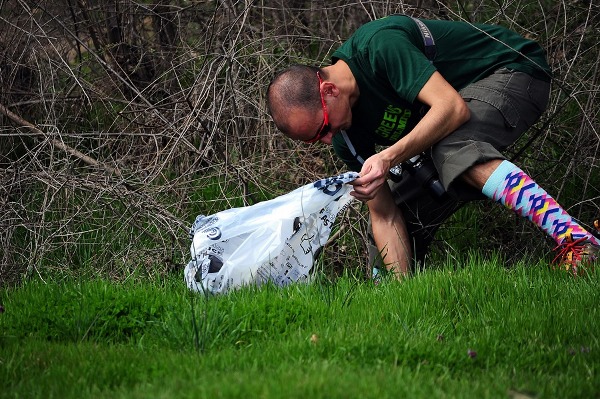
[331,15,552,171]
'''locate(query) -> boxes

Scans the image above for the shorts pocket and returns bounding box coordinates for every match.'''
[460,84,519,128]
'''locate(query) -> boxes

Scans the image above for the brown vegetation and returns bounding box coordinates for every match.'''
[1,0,599,285]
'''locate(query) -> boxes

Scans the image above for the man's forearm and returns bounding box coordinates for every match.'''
[367,185,412,277]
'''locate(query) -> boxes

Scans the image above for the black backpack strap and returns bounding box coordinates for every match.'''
[407,16,436,63]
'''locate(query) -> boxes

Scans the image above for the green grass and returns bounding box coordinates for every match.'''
[1,258,599,398]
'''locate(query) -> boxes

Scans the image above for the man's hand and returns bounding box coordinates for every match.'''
[350,153,391,201]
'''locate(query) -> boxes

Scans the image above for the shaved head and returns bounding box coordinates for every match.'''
[267,64,323,135]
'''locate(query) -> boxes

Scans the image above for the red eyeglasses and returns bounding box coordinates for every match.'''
[303,71,331,144]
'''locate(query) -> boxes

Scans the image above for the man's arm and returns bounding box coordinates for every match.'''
[367,182,413,277]
[350,71,469,279]
[351,71,469,201]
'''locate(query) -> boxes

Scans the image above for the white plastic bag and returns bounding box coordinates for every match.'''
[184,172,358,294]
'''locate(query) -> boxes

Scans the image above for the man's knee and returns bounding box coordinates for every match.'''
[461,158,505,190]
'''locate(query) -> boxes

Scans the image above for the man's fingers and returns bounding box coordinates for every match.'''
[350,179,382,201]
[350,174,370,186]
[350,190,373,202]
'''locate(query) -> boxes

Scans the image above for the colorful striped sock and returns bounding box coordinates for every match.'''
[482,160,599,245]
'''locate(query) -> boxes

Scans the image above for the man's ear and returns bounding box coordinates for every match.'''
[324,82,339,97]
